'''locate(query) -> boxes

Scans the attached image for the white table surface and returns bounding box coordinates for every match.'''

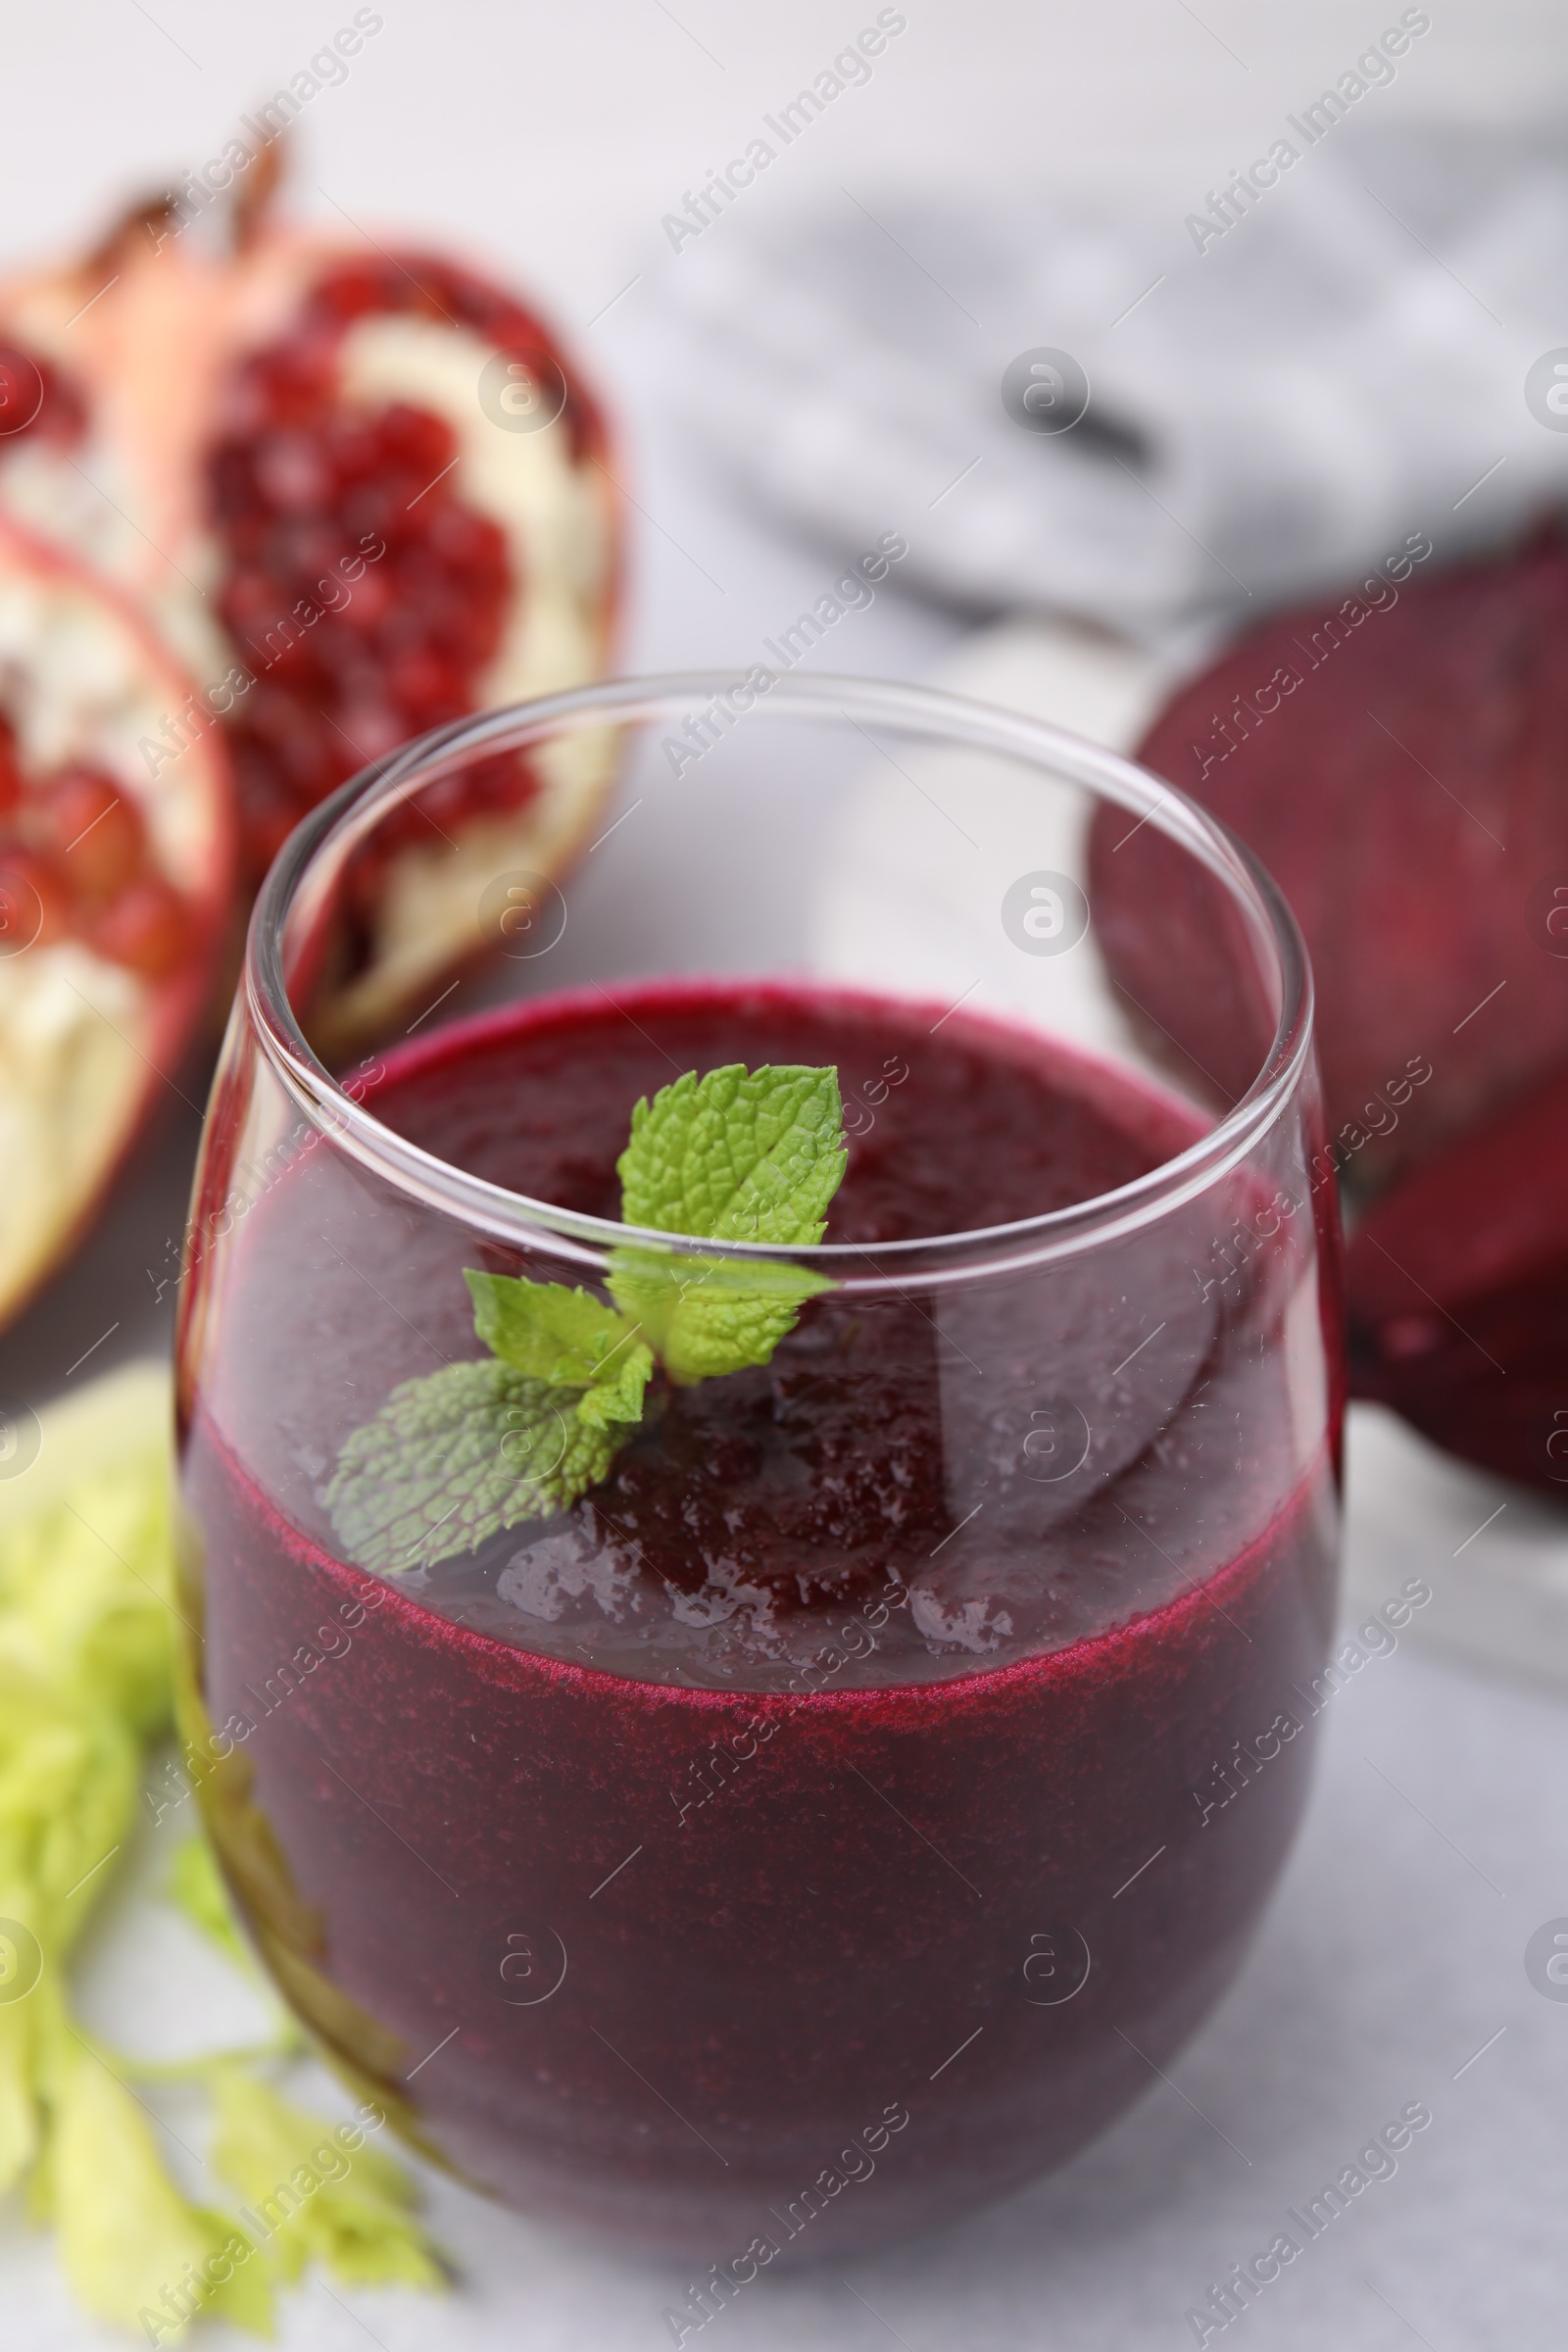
[4,6,1567,2344]
[8,1406,1565,2352]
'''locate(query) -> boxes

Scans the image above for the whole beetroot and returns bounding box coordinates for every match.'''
[1087,524,1568,1181]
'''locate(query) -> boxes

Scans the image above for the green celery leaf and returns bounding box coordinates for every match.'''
[0,1666,139,1955]
[52,2048,272,2338]
[210,2070,445,2293]
[0,1952,42,2196]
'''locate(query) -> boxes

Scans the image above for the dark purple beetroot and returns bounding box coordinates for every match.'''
[1346,1057,1568,1494]
[1087,525,1568,1178]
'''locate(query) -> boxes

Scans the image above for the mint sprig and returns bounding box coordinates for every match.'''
[324,1063,845,1575]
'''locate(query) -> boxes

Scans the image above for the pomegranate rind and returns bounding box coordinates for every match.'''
[0,519,233,1329]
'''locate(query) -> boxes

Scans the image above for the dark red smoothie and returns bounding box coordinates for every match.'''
[178,982,1340,2262]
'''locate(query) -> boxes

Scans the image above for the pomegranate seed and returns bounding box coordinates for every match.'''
[0,339,84,445]
[397,646,466,706]
[375,403,456,476]
[427,506,503,571]
[87,874,189,977]
[0,720,20,819]
[233,741,306,827]
[254,431,333,513]
[0,847,68,947]
[339,483,401,543]
[280,728,340,797]
[335,699,411,762]
[310,264,389,322]
[209,443,263,514]
[220,570,290,644]
[261,518,342,584]
[37,767,144,901]
[336,567,393,632]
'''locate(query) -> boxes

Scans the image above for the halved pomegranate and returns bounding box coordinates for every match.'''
[0,518,231,1325]
[0,160,620,1040]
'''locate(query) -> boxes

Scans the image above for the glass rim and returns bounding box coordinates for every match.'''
[244,669,1315,1294]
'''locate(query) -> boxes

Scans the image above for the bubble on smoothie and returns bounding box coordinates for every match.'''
[664,1564,778,1635]
[496,1527,642,1623]
[908,1589,1015,1653]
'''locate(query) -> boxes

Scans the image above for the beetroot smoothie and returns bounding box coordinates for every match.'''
[178,981,1340,2261]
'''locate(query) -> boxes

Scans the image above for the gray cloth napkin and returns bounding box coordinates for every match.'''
[657,124,1568,645]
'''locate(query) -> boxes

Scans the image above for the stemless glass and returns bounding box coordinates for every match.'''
[173,672,1344,2265]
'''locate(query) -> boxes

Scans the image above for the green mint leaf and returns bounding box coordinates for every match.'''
[323,1359,626,1576]
[465,1269,651,1407]
[611,1063,845,1382]
[616,1063,846,1247]
[608,1248,832,1386]
[574,1339,656,1431]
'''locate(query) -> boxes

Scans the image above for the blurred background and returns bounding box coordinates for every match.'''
[4,0,1567,1394]
[5,6,1568,2349]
